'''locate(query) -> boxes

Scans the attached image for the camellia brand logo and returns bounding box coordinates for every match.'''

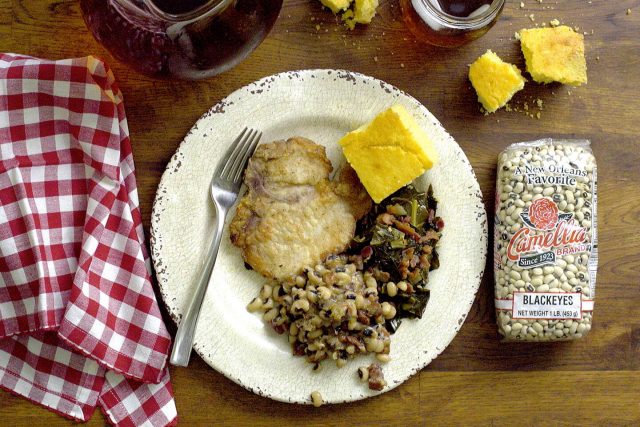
[507,198,588,268]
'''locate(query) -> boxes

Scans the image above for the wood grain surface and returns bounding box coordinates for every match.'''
[1,0,639,425]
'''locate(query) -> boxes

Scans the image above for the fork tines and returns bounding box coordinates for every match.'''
[218,127,262,182]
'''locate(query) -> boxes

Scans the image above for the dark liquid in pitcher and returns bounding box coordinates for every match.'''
[80,0,282,79]
[437,0,492,17]
[150,0,211,14]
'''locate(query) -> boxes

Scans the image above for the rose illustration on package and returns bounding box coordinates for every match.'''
[520,197,573,231]
[528,198,558,230]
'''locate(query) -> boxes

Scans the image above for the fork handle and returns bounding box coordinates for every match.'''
[170,209,225,367]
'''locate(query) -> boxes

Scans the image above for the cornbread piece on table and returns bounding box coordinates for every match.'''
[519,26,587,86]
[468,50,526,113]
[343,0,379,29]
[353,0,378,23]
[319,0,379,28]
[338,104,438,204]
[320,0,352,13]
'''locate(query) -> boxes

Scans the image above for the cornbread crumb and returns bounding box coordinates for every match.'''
[520,1,525,8]
[519,26,587,86]
[529,14,535,21]
[536,112,541,119]
[627,8,632,15]
[468,50,526,113]
[549,18,560,27]
[342,10,356,29]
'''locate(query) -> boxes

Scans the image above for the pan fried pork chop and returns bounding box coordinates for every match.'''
[229,137,371,280]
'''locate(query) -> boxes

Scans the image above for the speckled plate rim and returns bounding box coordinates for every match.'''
[151,69,488,404]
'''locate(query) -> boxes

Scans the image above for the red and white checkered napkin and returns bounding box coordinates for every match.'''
[0,53,177,426]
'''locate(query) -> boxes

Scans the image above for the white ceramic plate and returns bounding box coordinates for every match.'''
[151,69,487,404]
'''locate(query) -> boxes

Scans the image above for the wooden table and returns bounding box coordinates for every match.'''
[1,0,639,425]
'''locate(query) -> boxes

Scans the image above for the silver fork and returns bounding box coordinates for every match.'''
[170,127,261,367]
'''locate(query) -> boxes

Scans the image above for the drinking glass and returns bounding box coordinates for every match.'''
[400,0,505,47]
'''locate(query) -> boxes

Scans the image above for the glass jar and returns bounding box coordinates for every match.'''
[400,0,505,48]
[80,0,282,80]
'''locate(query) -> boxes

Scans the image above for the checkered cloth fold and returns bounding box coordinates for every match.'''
[0,53,176,425]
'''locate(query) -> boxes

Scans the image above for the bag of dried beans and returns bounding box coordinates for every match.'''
[494,139,598,341]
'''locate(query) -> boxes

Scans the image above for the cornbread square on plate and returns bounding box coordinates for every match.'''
[339,104,438,203]
[468,50,526,113]
[519,26,587,86]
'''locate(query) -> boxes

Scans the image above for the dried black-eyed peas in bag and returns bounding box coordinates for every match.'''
[494,139,598,341]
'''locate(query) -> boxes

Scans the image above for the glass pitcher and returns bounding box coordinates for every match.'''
[80,0,282,80]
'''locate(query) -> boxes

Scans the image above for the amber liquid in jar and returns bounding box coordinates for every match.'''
[400,0,503,47]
